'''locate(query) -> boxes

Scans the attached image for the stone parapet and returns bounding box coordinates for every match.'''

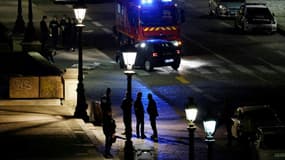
[9,76,64,99]
[62,68,78,107]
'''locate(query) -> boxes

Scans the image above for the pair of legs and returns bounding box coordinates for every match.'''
[150,117,158,141]
[104,134,113,158]
[136,116,146,138]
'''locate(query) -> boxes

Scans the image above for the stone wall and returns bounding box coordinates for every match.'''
[9,76,64,99]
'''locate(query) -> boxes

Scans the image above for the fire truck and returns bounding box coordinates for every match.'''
[114,0,185,48]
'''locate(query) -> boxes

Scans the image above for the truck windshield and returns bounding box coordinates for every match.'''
[140,7,177,26]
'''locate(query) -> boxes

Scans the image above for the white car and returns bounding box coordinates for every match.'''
[235,2,277,34]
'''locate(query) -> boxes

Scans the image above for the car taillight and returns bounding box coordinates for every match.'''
[176,50,181,54]
[152,52,158,57]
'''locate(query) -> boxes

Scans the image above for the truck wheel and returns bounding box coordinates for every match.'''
[144,60,153,72]
[171,60,180,70]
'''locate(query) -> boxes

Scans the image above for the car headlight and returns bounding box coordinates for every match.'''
[140,42,146,48]
[218,4,227,10]
[171,40,182,47]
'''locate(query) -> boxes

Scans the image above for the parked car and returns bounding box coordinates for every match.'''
[231,105,282,142]
[208,0,244,17]
[235,2,277,34]
[116,39,181,71]
[253,126,285,160]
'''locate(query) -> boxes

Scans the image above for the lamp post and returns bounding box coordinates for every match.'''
[185,107,198,160]
[23,0,35,42]
[203,120,216,160]
[122,51,137,159]
[73,2,89,122]
[13,0,25,34]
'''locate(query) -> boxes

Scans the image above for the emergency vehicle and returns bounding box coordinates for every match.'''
[114,0,185,48]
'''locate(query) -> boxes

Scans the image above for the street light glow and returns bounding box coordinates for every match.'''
[185,108,198,123]
[203,120,216,139]
[73,4,86,24]
[123,52,137,70]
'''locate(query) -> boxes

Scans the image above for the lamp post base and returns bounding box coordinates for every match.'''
[205,138,215,160]
[124,140,134,160]
[74,82,89,122]
[188,125,196,160]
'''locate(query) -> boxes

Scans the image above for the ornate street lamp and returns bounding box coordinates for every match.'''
[13,0,25,34]
[185,107,198,160]
[73,2,89,122]
[203,120,216,160]
[23,0,36,42]
[122,51,137,159]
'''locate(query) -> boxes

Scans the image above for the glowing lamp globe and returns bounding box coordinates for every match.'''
[185,108,198,126]
[203,120,216,139]
[122,52,137,70]
[73,4,86,25]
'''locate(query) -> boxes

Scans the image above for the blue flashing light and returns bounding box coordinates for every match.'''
[161,0,172,2]
[141,0,153,5]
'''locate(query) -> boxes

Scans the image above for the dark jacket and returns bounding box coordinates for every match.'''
[103,116,116,136]
[147,99,159,118]
[134,98,144,117]
[101,95,112,118]
[40,19,49,42]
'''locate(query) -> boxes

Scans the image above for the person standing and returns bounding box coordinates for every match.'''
[134,92,146,139]
[60,15,68,49]
[40,16,49,51]
[100,88,112,119]
[147,93,159,142]
[68,17,77,51]
[120,91,132,138]
[49,16,60,51]
[102,110,116,158]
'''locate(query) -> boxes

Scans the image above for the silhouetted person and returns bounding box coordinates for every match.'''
[102,110,116,158]
[40,16,49,51]
[67,17,77,51]
[134,92,146,139]
[60,15,68,48]
[120,91,132,138]
[100,88,112,120]
[49,16,59,51]
[147,93,159,142]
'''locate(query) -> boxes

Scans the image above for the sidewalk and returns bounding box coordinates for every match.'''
[0,105,105,160]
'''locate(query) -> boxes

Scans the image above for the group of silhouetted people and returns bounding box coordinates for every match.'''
[39,15,78,62]
[98,87,236,159]
[100,88,159,159]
